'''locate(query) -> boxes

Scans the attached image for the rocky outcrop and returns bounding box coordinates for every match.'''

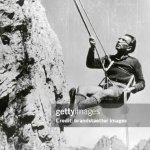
[0,0,67,149]
[132,139,150,150]
[144,139,150,150]
[68,136,150,150]
[110,136,127,150]
[93,136,110,150]
[93,136,126,150]
[132,140,146,150]
[68,136,126,150]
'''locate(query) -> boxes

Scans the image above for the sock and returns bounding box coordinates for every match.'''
[78,96,99,109]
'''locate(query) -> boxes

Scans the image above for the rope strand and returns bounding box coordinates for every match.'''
[78,0,107,56]
[73,0,106,73]
[73,0,91,36]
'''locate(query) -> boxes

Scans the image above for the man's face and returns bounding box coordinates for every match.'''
[115,35,132,52]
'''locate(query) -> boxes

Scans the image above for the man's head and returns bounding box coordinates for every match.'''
[116,34,136,54]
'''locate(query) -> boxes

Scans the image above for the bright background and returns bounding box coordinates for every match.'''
[42,0,150,149]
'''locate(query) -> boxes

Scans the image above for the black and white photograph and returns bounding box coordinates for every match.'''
[0,0,150,149]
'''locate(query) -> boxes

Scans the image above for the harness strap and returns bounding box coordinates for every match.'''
[123,75,135,103]
[73,0,91,36]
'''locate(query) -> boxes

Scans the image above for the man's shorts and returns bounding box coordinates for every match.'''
[100,81,128,107]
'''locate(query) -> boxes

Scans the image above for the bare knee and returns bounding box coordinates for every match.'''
[93,88,104,99]
[77,86,103,96]
[77,86,88,95]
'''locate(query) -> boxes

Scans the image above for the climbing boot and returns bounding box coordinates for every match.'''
[65,93,86,125]
[69,88,76,109]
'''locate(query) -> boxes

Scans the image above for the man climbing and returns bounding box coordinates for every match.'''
[69,34,145,109]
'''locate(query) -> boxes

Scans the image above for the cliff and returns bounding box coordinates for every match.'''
[0,0,67,149]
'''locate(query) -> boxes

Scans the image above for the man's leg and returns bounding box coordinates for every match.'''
[77,85,103,97]
[70,85,123,109]
[69,86,104,109]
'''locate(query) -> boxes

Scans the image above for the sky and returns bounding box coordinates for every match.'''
[42,0,150,149]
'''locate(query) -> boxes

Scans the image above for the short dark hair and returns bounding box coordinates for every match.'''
[125,34,136,53]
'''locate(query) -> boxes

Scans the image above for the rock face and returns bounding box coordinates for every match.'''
[93,136,126,150]
[93,136,110,150]
[69,136,126,150]
[132,140,147,150]
[110,136,127,150]
[132,139,150,150]
[0,0,67,149]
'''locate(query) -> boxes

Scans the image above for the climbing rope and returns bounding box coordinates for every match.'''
[73,0,109,74]
[78,0,107,56]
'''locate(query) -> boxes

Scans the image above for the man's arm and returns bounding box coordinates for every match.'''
[86,37,103,68]
[86,47,103,68]
[131,59,145,93]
